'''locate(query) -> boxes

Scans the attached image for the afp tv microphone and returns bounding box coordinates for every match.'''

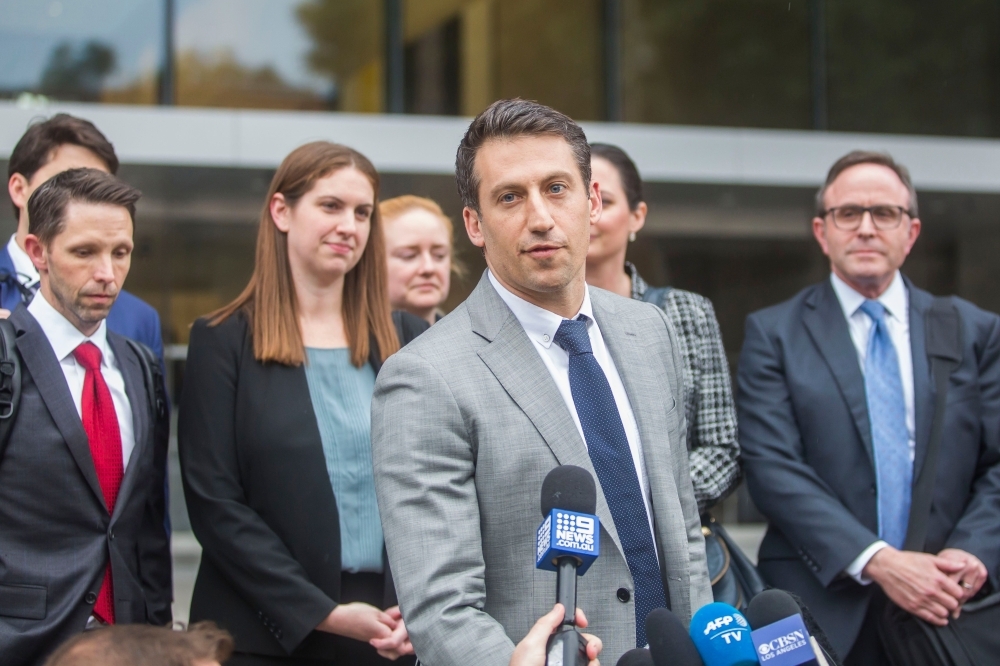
[689,602,758,666]
[536,465,601,666]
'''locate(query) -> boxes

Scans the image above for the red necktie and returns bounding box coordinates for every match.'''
[73,341,124,624]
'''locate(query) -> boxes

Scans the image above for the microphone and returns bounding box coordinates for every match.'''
[745,590,837,666]
[617,648,655,666]
[536,465,601,666]
[688,602,759,666]
[645,608,705,666]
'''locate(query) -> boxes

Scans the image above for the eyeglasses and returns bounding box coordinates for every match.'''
[822,205,913,231]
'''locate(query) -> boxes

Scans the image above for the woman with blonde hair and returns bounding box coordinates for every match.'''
[380,195,463,325]
[179,142,426,665]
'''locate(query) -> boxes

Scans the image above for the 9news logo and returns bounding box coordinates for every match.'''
[554,512,595,552]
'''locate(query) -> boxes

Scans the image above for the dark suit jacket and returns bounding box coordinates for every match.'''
[737,276,1000,656]
[0,306,172,666]
[0,247,165,364]
[179,310,428,659]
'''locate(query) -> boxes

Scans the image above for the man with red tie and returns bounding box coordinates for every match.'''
[0,168,171,665]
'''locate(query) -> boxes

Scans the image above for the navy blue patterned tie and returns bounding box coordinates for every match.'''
[859,300,912,549]
[553,315,667,648]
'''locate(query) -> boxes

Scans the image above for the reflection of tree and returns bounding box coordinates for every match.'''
[104,49,326,110]
[296,0,383,111]
[40,41,116,101]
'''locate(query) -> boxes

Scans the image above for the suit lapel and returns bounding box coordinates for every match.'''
[11,307,107,510]
[906,280,935,483]
[591,290,692,591]
[467,274,625,556]
[107,334,148,521]
[802,281,875,468]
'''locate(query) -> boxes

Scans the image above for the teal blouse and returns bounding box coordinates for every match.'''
[303,348,383,574]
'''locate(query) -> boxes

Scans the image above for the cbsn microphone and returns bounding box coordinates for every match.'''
[536,465,601,666]
[616,648,655,666]
[745,590,834,666]
[688,602,758,666]
[645,608,705,666]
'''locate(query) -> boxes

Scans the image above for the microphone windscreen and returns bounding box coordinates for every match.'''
[540,465,597,516]
[645,608,704,666]
[745,589,801,629]
[689,602,758,666]
[617,648,655,666]
[777,590,842,666]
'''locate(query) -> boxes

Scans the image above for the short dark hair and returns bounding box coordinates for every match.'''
[8,114,119,218]
[27,168,140,246]
[816,150,918,217]
[455,98,591,215]
[590,143,644,212]
[43,622,234,666]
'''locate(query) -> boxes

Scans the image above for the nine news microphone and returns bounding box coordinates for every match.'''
[745,590,834,666]
[645,608,705,666]
[536,465,601,666]
[688,602,759,666]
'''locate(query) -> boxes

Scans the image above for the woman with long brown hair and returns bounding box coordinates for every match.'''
[179,142,426,665]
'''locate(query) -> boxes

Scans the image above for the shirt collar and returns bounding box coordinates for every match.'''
[830,270,908,324]
[27,289,112,366]
[6,235,39,286]
[487,270,593,349]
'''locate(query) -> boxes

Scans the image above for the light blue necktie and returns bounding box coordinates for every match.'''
[859,300,912,549]
[553,315,667,648]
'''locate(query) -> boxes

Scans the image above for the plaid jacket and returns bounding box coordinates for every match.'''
[628,263,742,511]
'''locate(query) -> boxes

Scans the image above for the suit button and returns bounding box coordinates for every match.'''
[870,485,877,495]
[108,529,115,540]
[275,629,283,640]
[617,588,631,603]
[85,592,97,604]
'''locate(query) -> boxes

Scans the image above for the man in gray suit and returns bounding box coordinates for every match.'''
[0,168,171,665]
[371,99,712,665]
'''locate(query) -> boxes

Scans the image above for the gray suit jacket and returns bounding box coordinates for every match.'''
[0,306,172,666]
[371,273,712,666]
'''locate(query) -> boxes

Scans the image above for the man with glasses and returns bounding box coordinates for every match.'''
[737,151,1000,663]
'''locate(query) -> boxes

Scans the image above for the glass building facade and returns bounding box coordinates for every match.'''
[3,1,1000,526]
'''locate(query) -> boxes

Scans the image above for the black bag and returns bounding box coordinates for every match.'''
[641,285,767,610]
[879,297,1000,666]
[703,515,767,610]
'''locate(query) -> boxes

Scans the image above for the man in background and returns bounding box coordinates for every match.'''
[0,169,172,665]
[738,151,1000,662]
[6,113,164,362]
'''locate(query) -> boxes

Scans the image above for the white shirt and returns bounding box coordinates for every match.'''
[830,271,914,584]
[7,234,39,289]
[487,271,657,543]
[28,290,135,468]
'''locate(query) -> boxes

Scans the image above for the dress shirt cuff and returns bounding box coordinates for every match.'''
[844,541,890,585]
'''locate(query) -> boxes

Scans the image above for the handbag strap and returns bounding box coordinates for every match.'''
[903,297,963,552]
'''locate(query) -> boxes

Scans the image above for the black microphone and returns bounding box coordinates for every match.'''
[745,589,839,666]
[537,465,600,666]
[617,648,655,666]
[645,607,705,666]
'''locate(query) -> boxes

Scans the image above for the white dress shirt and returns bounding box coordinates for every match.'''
[487,271,657,542]
[7,234,39,289]
[28,290,135,468]
[830,271,914,584]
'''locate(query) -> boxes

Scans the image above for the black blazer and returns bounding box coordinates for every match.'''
[0,306,171,666]
[179,310,427,658]
[737,276,1000,657]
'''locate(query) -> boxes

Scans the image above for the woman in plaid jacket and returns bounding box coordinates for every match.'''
[586,143,741,513]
